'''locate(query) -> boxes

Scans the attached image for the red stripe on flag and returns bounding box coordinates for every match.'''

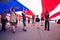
[41,0,60,18]
[50,12,60,19]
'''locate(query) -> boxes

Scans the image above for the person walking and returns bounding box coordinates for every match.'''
[22,10,27,32]
[10,8,17,33]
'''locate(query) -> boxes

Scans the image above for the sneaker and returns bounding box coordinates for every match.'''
[13,31,16,33]
[47,29,50,31]
[12,29,16,33]
[23,29,27,32]
[12,30,16,33]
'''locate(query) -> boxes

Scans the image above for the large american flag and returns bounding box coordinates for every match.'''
[6,0,60,20]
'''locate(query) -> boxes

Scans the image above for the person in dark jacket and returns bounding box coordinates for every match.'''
[22,11,27,32]
[1,11,6,31]
[35,15,40,29]
[44,11,50,31]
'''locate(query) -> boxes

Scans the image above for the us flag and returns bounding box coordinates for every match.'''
[6,0,60,20]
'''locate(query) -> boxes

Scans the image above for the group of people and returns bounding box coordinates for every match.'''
[1,11,8,31]
[0,7,27,33]
[19,10,50,31]
[31,11,50,31]
[0,8,17,33]
[0,7,50,33]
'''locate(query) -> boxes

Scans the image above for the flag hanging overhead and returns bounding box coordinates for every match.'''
[0,0,60,20]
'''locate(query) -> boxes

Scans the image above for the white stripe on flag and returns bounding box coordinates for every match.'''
[17,0,42,18]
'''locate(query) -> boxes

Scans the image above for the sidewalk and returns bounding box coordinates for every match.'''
[0,22,60,40]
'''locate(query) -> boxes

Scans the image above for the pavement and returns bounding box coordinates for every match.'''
[0,21,60,40]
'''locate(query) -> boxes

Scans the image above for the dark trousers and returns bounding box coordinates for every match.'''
[1,19,6,31]
[32,19,34,24]
[28,20,30,24]
[23,20,26,27]
[45,20,49,30]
